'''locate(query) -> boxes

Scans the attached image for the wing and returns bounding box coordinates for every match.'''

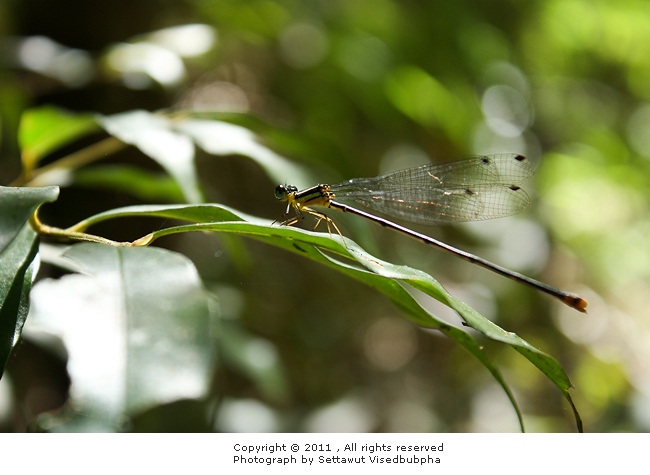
[330,154,534,224]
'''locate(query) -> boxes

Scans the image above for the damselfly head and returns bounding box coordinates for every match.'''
[274,184,298,201]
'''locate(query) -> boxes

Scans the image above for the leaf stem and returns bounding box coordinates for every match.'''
[29,206,131,247]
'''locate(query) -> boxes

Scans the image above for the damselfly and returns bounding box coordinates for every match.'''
[274,153,587,312]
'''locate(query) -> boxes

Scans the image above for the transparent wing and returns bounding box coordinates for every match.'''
[330,154,534,225]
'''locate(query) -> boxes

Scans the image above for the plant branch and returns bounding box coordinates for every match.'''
[13,137,127,187]
[29,206,131,247]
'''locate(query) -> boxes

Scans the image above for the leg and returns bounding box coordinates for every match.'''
[274,203,304,226]
[275,204,347,247]
[303,208,346,245]
[278,214,303,227]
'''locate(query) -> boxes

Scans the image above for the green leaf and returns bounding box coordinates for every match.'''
[73,203,583,431]
[67,203,247,235]
[219,320,289,404]
[0,185,60,255]
[72,165,185,203]
[18,106,99,173]
[0,185,59,378]
[97,110,314,204]
[26,243,218,428]
[200,220,581,430]
[0,223,39,379]
[98,110,202,203]
[175,118,314,188]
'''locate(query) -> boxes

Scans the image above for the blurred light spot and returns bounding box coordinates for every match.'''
[53,49,94,86]
[106,43,185,88]
[463,218,550,272]
[128,328,150,347]
[0,375,14,426]
[470,383,521,432]
[482,62,530,99]
[28,168,74,187]
[180,81,250,112]
[627,104,650,159]
[385,399,441,432]
[631,390,650,431]
[244,338,279,370]
[336,33,391,81]
[216,398,279,432]
[212,285,245,320]
[304,396,375,432]
[363,317,418,371]
[482,85,532,137]
[145,24,216,57]
[19,36,57,71]
[16,36,93,87]
[279,23,328,69]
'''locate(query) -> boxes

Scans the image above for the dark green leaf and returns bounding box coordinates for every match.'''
[0,185,59,255]
[0,224,39,378]
[0,185,59,378]
[73,165,185,203]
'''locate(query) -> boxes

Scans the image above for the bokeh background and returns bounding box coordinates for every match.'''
[1,0,649,432]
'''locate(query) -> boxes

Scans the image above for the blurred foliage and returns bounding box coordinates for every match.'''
[1,0,649,432]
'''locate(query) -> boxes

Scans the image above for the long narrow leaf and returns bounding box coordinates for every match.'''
[0,224,39,378]
[0,185,59,378]
[71,202,583,430]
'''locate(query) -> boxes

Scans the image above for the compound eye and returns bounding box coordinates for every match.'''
[274,185,288,200]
